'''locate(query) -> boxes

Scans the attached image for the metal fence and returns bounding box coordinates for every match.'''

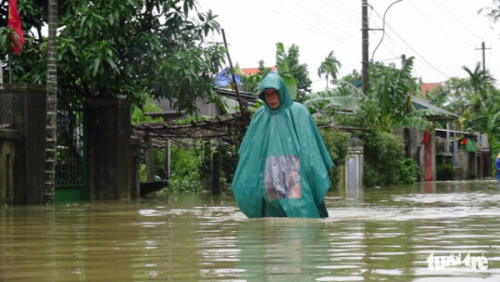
[436,136,456,155]
[0,93,14,128]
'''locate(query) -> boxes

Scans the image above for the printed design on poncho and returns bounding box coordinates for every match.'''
[264,155,301,200]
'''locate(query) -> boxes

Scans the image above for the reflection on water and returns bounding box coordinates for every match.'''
[1,181,500,281]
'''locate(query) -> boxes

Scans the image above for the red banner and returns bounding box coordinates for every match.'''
[8,0,24,54]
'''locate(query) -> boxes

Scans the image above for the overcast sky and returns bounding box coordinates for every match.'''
[200,0,500,92]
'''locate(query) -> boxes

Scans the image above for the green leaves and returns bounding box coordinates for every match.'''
[318,51,342,90]
[304,81,365,114]
[369,57,417,118]
[3,0,226,114]
[275,42,297,100]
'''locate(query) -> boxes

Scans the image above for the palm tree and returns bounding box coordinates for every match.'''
[462,63,496,113]
[45,0,58,205]
[317,51,342,90]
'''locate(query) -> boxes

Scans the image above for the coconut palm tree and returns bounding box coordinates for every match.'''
[45,0,58,205]
[317,51,342,90]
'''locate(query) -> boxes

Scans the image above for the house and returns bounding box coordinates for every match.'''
[351,80,489,181]
[393,96,490,181]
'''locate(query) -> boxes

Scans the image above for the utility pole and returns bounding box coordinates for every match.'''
[476,41,491,72]
[362,0,369,94]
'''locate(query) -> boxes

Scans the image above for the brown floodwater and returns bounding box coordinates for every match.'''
[1,181,500,281]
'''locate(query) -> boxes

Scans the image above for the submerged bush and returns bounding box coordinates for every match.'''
[319,128,350,190]
[361,131,416,187]
[437,164,455,181]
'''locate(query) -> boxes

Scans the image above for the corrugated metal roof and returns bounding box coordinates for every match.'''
[411,96,460,121]
[215,88,258,106]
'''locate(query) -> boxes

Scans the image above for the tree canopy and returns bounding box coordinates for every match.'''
[1,0,226,114]
[285,44,312,102]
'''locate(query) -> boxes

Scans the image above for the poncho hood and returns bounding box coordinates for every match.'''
[258,72,294,112]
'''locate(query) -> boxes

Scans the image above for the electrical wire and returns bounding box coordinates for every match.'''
[407,0,475,47]
[317,0,361,26]
[264,1,359,51]
[371,7,451,79]
[434,0,482,40]
[291,0,359,41]
[265,4,339,42]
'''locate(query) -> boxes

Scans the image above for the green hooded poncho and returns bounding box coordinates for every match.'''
[231,72,334,218]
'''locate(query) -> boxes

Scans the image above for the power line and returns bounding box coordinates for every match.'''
[434,0,482,40]
[264,1,359,51]
[264,4,340,42]
[318,0,360,26]
[407,0,475,47]
[371,7,450,79]
[292,0,359,41]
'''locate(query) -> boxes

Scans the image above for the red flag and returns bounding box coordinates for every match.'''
[420,131,429,144]
[8,0,24,54]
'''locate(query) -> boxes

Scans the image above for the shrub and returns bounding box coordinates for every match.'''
[360,131,416,187]
[319,128,350,189]
[437,164,455,181]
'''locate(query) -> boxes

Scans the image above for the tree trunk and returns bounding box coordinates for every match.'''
[45,0,58,205]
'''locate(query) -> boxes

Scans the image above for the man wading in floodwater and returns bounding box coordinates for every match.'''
[231,72,333,218]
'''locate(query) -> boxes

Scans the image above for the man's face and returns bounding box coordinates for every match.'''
[263,90,280,109]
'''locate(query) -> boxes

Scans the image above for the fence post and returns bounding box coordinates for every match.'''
[345,135,364,195]
[212,151,220,194]
[144,136,155,182]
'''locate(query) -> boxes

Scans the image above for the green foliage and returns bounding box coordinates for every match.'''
[157,144,203,194]
[318,51,342,90]
[0,0,50,57]
[361,132,415,187]
[240,73,262,94]
[437,164,455,181]
[155,141,239,195]
[248,100,264,118]
[326,100,417,187]
[158,170,203,195]
[174,115,211,125]
[286,44,312,102]
[368,58,417,117]
[4,0,226,114]
[304,83,365,115]
[131,95,164,124]
[193,140,239,190]
[258,59,272,77]
[340,69,361,84]
[319,128,350,189]
[275,42,297,100]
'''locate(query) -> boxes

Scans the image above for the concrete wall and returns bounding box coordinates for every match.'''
[155,98,222,120]
[0,84,47,205]
[87,98,132,201]
[0,130,19,206]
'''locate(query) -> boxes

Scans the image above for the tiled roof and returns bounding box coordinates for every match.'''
[241,68,260,75]
[421,82,442,98]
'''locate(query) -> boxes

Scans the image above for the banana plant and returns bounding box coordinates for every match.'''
[276,42,297,100]
[304,82,365,114]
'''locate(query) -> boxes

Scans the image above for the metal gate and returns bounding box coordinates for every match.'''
[55,98,88,202]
